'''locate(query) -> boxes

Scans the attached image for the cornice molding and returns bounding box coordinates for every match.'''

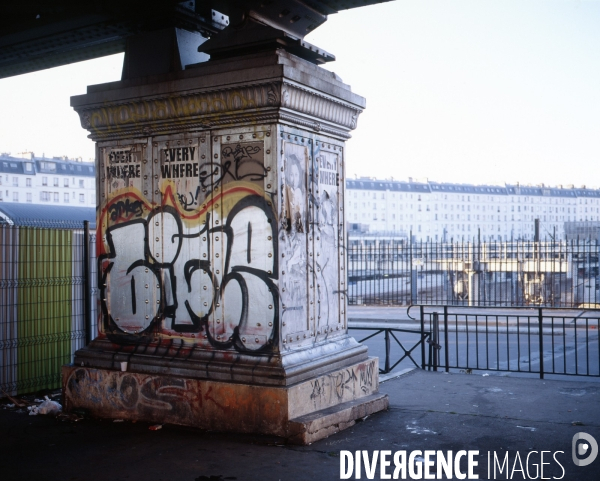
[75,79,362,141]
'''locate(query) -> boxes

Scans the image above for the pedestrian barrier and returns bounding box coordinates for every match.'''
[0,222,96,396]
[415,305,600,378]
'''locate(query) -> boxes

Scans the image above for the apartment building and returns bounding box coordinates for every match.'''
[0,153,95,206]
[346,178,600,241]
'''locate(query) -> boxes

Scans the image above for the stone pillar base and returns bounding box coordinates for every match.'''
[62,357,388,444]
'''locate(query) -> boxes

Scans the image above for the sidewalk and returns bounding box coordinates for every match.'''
[2,369,599,480]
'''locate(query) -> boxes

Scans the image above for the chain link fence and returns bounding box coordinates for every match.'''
[0,222,96,396]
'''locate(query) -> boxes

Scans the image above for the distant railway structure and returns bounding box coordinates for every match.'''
[347,238,600,308]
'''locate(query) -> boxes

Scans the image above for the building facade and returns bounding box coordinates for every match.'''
[0,153,95,207]
[346,178,600,241]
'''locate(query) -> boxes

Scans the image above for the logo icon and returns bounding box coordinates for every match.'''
[572,432,598,467]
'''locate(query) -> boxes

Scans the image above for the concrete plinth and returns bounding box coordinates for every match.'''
[63,357,387,443]
[65,47,387,443]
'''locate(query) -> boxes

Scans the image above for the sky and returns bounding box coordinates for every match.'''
[0,0,599,188]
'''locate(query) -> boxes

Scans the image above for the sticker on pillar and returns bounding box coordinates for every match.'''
[158,143,203,212]
[280,142,309,335]
[159,144,200,179]
[315,151,340,328]
[199,141,266,193]
[104,147,142,192]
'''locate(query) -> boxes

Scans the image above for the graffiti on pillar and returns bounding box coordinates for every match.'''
[279,142,309,335]
[313,149,341,329]
[199,142,267,191]
[278,139,345,341]
[97,138,278,355]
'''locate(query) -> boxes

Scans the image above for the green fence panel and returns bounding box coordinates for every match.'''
[17,228,73,393]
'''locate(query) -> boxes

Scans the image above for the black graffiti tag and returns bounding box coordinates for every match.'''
[199,143,267,190]
[98,195,279,355]
[108,199,144,221]
[177,186,201,211]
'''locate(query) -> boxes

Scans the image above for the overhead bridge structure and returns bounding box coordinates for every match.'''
[0,0,389,79]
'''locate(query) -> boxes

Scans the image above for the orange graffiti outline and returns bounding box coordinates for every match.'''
[97,182,269,255]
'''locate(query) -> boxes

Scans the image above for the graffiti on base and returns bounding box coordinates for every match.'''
[305,359,377,407]
[65,368,236,420]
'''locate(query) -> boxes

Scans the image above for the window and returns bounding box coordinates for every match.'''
[79,180,84,188]
[12,177,18,186]
[41,162,56,171]
[13,192,18,202]
[79,193,85,203]
[64,193,69,203]
[24,162,33,172]
[53,178,59,187]
[64,178,69,187]
[26,178,32,187]
[26,193,32,203]
[54,192,59,202]
[40,191,50,202]
[42,176,48,186]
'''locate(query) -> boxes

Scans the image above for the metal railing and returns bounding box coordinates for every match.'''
[0,221,96,396]
[347,239,600,308]
[348,322,431,374]
[417,305,600,378]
